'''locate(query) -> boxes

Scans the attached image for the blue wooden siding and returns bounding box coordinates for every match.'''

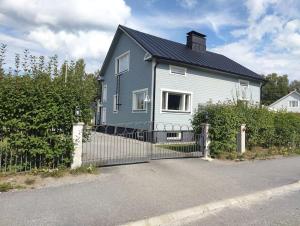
[102,32,153,129]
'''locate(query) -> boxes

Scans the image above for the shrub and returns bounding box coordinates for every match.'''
[192,102,300,156]
[0,49,97,171]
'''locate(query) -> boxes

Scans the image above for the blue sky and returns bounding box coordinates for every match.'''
[0,0,300,80]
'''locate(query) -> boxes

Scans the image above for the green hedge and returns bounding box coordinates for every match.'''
[192,102,300,156]
[0,59,97,171]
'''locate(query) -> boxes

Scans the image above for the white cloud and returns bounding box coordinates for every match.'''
[0,0,131,72]
[245,0,279,22]
[27,27,113,59]
[0,0,131,31]
[177,0,198,9]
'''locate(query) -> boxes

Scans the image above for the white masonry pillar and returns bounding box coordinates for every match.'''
[201,123,211,159]
[71,122,84,169]
[237,124,246,154]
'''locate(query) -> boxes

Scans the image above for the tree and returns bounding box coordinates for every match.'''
[261,73,289,105]
[289,80,300,92]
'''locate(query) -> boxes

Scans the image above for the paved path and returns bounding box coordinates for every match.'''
[1,157,300,226]
[82,132,201,166]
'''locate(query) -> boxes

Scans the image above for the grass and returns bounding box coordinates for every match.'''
[156,143,200,153]
[214,147,300,161]
[24,178,36,185]
[70,165,97,175]
[0,182,25,192]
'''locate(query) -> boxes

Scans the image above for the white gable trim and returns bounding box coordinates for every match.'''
[269,90,300,108]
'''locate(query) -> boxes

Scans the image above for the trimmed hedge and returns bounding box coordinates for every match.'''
[192,102,300,156]
[0,59,97,171]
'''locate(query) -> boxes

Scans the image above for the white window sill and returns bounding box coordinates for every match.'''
[161,110,191,114]
[132,109,147,113]
[115,70,129,76]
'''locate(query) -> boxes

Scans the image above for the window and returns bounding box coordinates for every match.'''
[115,51,129,74]
[289,100,299,108]
[102,84,107,102]
[239,80,249,100]
[161,90,191,112]
[113,94,119,112]
[132,89,147,112]
[170,65,186,76]
[167,132,182,141]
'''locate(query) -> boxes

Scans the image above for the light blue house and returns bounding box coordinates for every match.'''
[97,25,264,135]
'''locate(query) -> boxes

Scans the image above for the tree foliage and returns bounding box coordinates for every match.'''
[262,73,300,105]
[0,45,97,170]
[192,103,300,157]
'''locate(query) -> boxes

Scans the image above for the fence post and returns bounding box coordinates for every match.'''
[237,124,246,154]
[71,122,84,169]
[201,123,211,160]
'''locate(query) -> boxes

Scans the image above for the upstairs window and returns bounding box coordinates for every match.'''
[132,89,147,112]
[162,90,191,113]
[289,100,299,108]
[170,65,186,76]
[239,80,249,100]
[115,51,130,74]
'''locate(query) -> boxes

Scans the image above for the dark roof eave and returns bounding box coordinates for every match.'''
[153,55,265,82]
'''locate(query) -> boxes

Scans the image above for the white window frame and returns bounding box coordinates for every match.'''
[132,88,148,113]
[169,65,187,76]
[166,132,182,141]
[115,51,130,75]
[160,89,192,114]
[239,79,249,100]
[102,107,107,124]
[102,84,107,102]
[289,100,299,108]
[113,94,119,113]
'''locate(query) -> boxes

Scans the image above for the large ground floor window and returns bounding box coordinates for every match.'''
[161,90,191,113]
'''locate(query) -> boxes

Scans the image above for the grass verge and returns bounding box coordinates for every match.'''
[0,182,25,192]
[214,147,300,161]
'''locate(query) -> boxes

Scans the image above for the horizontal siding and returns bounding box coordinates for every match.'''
[102,32,153,129]
[269,93,300,113]
[154,64,261,127]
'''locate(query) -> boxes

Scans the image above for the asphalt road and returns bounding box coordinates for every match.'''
[186,191,300,226]
[1,156,300,226]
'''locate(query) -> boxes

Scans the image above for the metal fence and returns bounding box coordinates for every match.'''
[0,135,71,173]
[82,122,204,167]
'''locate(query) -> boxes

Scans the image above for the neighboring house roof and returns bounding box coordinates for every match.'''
[269,90,300,108]
[118,25,264,81]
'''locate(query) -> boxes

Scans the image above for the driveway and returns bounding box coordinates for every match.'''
[1,157,300,226]
[82,132,202,166]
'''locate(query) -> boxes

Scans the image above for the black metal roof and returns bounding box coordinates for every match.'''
[119,25,263,81]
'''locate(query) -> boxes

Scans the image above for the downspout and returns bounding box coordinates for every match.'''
[151,61,159,131]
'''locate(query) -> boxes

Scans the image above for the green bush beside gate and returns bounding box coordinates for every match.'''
[0,58,97,171]
[192,102,300,156]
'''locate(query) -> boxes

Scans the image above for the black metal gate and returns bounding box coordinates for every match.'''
[82,124,203,167]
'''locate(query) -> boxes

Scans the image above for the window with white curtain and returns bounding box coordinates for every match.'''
[289,100,299,107]
[115,51,129,74]
[169,65,186,76]
[239,80,249,100]
[132,89,147,112]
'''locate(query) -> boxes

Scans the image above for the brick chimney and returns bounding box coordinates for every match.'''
[186,31,206,52]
